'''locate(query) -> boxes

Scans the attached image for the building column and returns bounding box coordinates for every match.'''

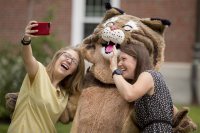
[191,0,200,104]
[71,0,85,46]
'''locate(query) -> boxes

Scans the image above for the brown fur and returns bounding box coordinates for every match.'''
[71,71,138,133]
[173,107,197,133]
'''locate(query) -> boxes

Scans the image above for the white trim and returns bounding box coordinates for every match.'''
[71,0,85,46]
[71,0,121,46]
[84,17,102,23]
[111,0,120,8]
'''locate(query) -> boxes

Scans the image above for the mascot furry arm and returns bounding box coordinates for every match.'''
[5,3,197,133]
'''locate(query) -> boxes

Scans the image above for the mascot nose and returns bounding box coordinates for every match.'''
[110,25,117,31]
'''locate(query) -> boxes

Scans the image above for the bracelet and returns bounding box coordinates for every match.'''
[21,37,31,45]
[112,68,123,77]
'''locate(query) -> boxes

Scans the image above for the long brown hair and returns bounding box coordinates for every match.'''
[120,44,153,83]
[46,47,85,95]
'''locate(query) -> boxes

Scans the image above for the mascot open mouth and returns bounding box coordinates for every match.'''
[101,41,120,54]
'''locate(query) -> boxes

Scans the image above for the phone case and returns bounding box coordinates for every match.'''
[31,22,50,35]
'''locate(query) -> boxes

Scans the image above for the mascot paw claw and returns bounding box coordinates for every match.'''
[5,93,18,113]
[173,107,197,133]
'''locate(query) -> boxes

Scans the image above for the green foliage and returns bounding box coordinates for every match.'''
[0,123,8,133]
[31,35,63,65]
[0,42,25,119]
[43,5,55,22]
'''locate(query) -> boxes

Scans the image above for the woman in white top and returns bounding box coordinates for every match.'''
[7,20,85,133]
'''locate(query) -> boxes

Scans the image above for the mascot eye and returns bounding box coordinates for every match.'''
[105,22,114,27]
[86,43,95,50]
[123,25,133,31]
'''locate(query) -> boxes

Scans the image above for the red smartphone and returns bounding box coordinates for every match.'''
[31,22,51,35]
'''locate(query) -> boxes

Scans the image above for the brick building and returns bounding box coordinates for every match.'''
[0,0,199,104]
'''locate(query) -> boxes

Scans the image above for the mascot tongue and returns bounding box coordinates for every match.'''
[105,42,115,53]
[106,45,113,53]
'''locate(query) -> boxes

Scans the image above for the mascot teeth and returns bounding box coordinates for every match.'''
[102,27,125,44]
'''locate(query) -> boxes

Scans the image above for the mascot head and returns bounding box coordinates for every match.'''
[80,3,171,84]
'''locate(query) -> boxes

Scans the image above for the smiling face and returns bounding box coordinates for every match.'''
[54,49,79,78]
[46,47,85,93]
[118,51,136,80]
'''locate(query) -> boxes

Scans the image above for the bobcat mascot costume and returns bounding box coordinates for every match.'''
[6,3,197,133]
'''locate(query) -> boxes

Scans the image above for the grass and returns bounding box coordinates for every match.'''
[0,105,199,133]
[56,122,72,133]
[0,122,72,133]
[0,123,8,133]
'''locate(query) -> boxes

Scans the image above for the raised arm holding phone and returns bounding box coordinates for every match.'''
[7,21,85,133]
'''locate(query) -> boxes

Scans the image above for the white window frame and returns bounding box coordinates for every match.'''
[71,0,120,46]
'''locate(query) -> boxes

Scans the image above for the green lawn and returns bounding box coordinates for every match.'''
[0,105,199,133]
[0,123,8,133]
[56,122,72,133]
[0,122,71,133]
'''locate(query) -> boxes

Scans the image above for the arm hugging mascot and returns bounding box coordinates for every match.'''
[6,3,197,133]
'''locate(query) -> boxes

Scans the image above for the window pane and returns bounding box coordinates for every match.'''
[85,0,110,17]
[84,23,98,38]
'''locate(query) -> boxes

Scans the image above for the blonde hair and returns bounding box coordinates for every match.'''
[46,47,85,95]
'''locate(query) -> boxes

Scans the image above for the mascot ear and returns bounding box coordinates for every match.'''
[102,2,125,22]
[141,18,171,34]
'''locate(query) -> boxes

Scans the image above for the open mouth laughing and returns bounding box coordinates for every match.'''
[61,63,69,70]
[101,41,120,54]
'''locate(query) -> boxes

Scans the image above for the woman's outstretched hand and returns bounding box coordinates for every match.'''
[109,45,118,72]
[23,20,38,41]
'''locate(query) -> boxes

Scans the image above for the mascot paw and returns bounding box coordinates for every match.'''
[5,93,18,113]
[172,107,197,133]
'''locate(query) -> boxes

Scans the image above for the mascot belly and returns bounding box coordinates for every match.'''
[71,69,138,133]
[73,87,136,132]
